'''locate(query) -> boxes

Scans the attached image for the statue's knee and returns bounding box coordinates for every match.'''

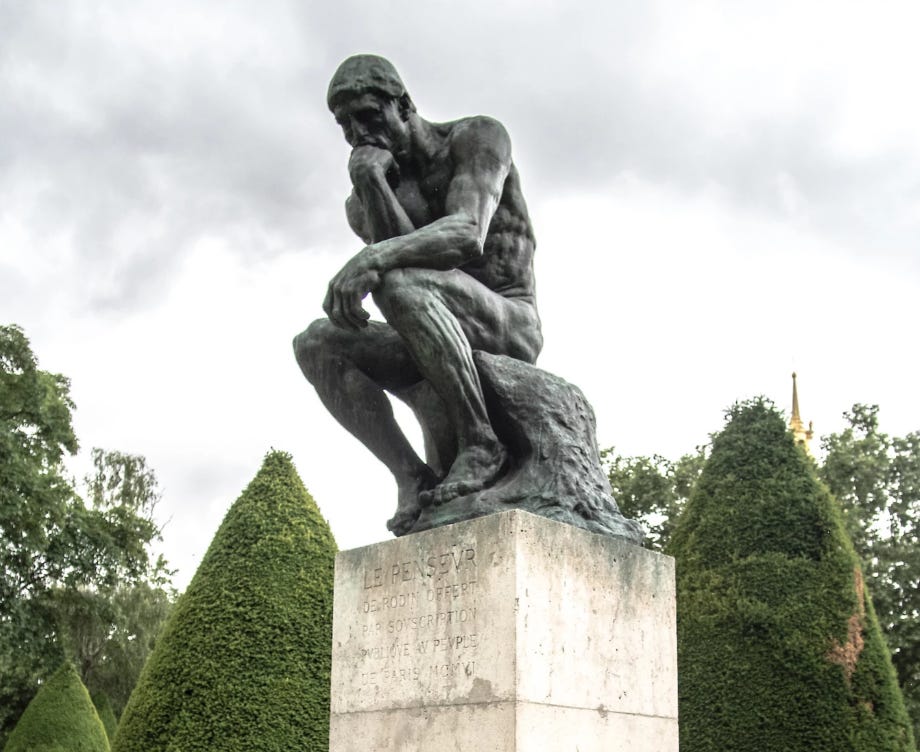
[292,320,328,382]
[374,268,423,319]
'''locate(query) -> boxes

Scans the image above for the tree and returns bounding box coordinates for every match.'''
[670,399,914,751]
[1,324,80,739]
[55,448,174,718]
[820,404,920,740]
[3,662,110,752]
[1,326,173,744]
[603,447,705,551]
[53,582,173,719]
[113,450,337,752]
[76,448,172,590]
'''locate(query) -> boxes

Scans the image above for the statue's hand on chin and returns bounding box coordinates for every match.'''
[349,145,397,186]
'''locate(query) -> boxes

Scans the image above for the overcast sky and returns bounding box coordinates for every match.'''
[2,0,918,589]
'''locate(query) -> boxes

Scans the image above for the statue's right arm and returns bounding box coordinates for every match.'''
[348,146,415,242]
[345,190,374,245]
[348,118,511,275]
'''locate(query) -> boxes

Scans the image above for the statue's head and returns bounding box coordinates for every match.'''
[327,55,416,155]
[327,55,412,110]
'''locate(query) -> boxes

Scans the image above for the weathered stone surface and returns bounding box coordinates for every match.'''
[329,510,677,751]
[409,352,644,543]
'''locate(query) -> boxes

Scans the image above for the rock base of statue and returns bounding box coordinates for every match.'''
[406,352,643,543]
[328,510,677,752]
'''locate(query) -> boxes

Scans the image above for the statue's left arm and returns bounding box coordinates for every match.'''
[324,118,512,330]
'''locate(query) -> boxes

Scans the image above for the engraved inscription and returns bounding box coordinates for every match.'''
[363,546,476,589]
[353,542,482,698]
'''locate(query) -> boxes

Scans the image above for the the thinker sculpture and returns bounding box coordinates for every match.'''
[295,55,642,544]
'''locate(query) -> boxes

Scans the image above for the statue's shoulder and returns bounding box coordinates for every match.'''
[445,116,512,162]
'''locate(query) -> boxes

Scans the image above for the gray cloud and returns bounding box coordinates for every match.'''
[1,2,348,314]
[274,0,920,271]
[2,0,917,322]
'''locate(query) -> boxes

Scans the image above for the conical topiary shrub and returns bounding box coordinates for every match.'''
[4,662,110,752]
[92,692,118,744]
[113,450,337,752]
[669,399,916,752]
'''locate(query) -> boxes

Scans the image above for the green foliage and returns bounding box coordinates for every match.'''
[92,692,118,744]
[55,449,174,718]
[0,326,173,745]
[606,401,920,739]
[54,583,173,719]
[669,399,915,752]
[3,662,110,752]
[113,450,337,752]
[1,324,81,740]
[77,448,172,590]
[603,447,705,551]
[820,405,920,740]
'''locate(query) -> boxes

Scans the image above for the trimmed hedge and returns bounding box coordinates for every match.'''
[4,662,110,752]
[112,451,337,752]
[669,399,916,752]
[92,692,118,744]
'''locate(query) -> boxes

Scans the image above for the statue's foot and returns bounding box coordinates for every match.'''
[387,468,438,536]
[419,442,508,507]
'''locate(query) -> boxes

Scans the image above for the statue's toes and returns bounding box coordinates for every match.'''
[387,506,420,536]
[429,480,479,506]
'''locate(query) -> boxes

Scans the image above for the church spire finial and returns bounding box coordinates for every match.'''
[789,372,814,453]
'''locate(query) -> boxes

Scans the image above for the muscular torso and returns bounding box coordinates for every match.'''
[351,117,538,301]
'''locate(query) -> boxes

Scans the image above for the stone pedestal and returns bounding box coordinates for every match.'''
[329,510,677,751]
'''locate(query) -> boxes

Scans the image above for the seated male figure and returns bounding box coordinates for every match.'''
[294,55,542,535]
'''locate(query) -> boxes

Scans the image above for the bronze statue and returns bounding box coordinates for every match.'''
[295,55,642,544]
[294,54,542,535]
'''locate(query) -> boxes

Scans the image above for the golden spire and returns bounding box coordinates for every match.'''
[789,372,814,453]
